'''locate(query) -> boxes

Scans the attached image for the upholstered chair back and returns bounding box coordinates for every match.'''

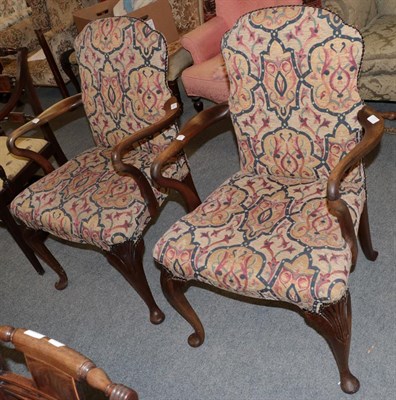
[215,0,302,27]
[222,6,364,182]
[75,17,175,151]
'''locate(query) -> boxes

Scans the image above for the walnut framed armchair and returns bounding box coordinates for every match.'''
[152,5,393,393]
[8,17,200,324]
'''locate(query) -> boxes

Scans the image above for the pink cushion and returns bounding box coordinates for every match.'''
[181,54,229,103]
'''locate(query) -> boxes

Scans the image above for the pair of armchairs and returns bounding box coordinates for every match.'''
[0,0,97,98]
[322,0,396,102]
[7,7,394,393]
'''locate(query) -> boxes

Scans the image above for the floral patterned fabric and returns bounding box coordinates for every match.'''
[168,0,203,35]
[154,6,367,311]
[0,1,98,87]
[11,17,190,251]
[0,0,31,30]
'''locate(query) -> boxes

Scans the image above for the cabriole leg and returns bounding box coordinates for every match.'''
[160,269,204,347]
[23,227,68,290]
[106,239,164,324]
[303,292,360,394]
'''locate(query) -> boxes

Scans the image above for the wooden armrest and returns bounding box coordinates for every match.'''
[379,111,396,121]
[112,97,181,217]
[151,103,230,211]
[327,106,384,265]
[7,93,82,174]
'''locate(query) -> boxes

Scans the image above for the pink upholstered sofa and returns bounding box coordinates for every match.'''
[181,0,303,110]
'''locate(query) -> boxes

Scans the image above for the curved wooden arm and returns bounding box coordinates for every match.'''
[379,111,396,121]
[112,97,181,218]
[7,93,82,174]
[327,106,385,264]
[151,103,230,212]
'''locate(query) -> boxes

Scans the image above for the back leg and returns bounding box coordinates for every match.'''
[22,226,68,290]
[358,201,378,261]
[0,207,44,275]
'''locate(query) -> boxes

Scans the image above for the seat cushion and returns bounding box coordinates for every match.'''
[11,145,188,251]
[154,171,365,311]
[0,136,48,191]
[181,54,229,103]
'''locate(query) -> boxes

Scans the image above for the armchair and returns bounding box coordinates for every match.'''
[153,6,394,393]
[0,325,138,399]
[322,0,396,102]
[8,17,199,324]
[180,0,303,112]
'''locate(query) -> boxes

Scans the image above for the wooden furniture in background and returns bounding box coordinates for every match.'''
[0,47,67,274]
[0,325,138,399]
[303,0,321,6]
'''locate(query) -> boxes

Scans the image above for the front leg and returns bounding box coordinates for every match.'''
[303,292,360,394]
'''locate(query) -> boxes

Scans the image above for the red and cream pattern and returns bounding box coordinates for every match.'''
[11,17,189,251]
[154,6,366,311]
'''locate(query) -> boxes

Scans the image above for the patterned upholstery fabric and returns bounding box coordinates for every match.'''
[11,17,190,251]
[0,0,42,51]
[1,1,98,87]
[168,0,203,36]
[0,136,48,191]
[0,0,31,30]
[154,6,367,311]
[28,0,51,31]
[322,0,396,101]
